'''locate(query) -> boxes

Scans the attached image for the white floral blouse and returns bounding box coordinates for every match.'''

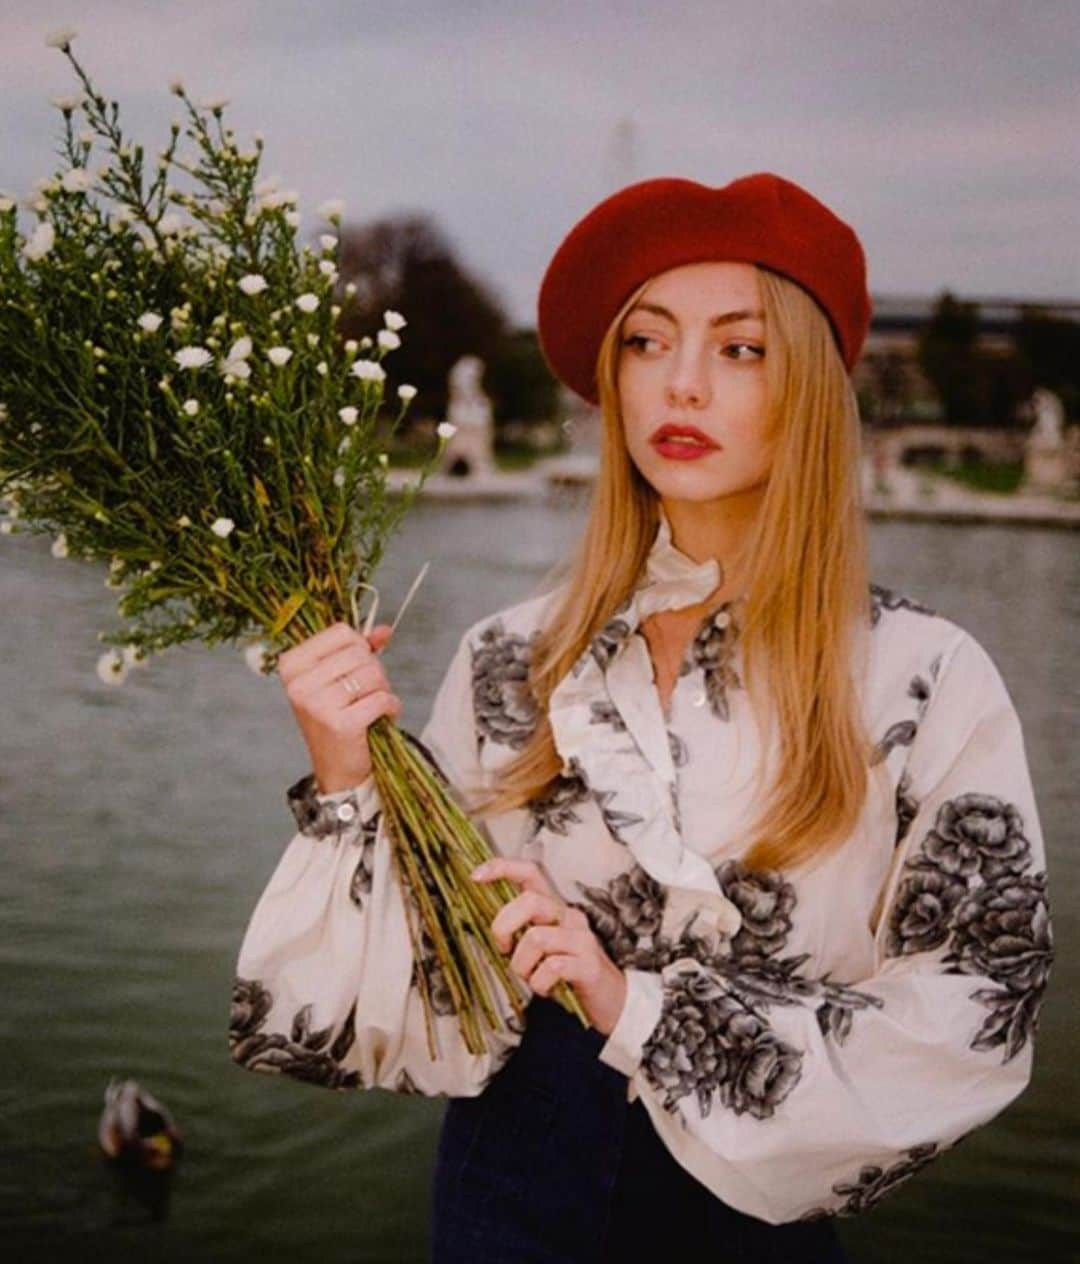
[231,506,1054,1225]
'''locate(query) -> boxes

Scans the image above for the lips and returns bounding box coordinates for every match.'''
[649,422,720,449]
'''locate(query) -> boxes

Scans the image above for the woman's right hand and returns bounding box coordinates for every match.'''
[277,621,402,794]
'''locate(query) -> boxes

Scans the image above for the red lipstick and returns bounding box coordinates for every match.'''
[649,422,720,461]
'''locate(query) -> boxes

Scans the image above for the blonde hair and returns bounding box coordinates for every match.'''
[469,264,879,873]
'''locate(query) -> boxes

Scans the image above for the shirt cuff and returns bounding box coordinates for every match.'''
[286,771,380,839]
[597,968,664,1079]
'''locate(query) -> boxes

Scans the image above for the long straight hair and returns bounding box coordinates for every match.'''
[468,264,879,873]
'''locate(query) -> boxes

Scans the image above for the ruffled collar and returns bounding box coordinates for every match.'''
[546,504,745,941]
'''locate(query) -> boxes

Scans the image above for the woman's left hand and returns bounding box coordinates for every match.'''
[470,857,628,1037]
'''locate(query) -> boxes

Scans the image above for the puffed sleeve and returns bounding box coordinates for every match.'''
[229,624,526,1097]
[594,629,1054,1223]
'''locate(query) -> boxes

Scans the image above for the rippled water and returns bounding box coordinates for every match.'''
[1,495,1076,1262]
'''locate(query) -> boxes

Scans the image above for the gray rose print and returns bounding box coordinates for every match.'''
[527,767,593,837]
[681,605,742,721]
[884,792,1053,1062]
[869,584,937,628]
[641,965,804,1119]
[471,620,541,752]
[894,769,920,848]
[229,977,362,1090]
[800,1141,947,1219]
[348,812,380,910]
[575,859,883,1122]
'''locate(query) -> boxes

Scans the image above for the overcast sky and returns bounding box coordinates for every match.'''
[3,1,1078,327]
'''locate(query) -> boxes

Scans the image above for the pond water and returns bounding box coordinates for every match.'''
[1,494,1075,1262]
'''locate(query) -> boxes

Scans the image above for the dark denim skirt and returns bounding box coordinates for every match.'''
[430,994,849,1263]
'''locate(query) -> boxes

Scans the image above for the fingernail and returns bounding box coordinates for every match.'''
[471,863,490,879]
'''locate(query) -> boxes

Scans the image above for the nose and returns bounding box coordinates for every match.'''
[664,345,711,409]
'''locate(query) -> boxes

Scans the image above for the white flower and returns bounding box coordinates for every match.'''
[398,384,417,402]
[177,514,192,528]
[316,361,328,376]
[295,292,319,314]
[96,649,128,686]
[318,260,337,279]
[359,336,372,349]
[318,198,345,221]
[243,642,273,676]
[51,533,69,558]
[332,467,346,488]
[45,26,77,49]
[350,360,386,384]
[182,399,199,417]
[238,273,267,296]
[78,129,95,145]
[319,234,337,250]
[377,329,401,351]
[51,94,80,111]
[228,337,252,361]
[338,435,351,454]
[210,517,235,538]
[383,310,406,331]
[266,346,293,366]
[0,196,14,214]
[377,453,389,467]
[22,221,55,261]
[137,312,164,333]
[338,406,358,425]
[174,346,212,370]
[169,78,185,95]
[306,333,319,348]
[344,339,358,355]
[123,644,150,670]
[254,175,279,196]
[344,281,357,298]
[200,96,230,112]
[219,358,251,380]
[437,422,458,440]
[60,167,92,194]
[158,212,183,235]
[284,211,300,228]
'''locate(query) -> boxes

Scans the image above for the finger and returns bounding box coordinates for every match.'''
[369,624,394,654]
[471,857,557,901]
[294,644,391,704]
[510,925,575,980]
[277,621,359,684]
[490,890,564,952]
[528,954,579,998]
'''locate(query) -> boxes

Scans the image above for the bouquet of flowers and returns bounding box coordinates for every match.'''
[0,27,586,1058]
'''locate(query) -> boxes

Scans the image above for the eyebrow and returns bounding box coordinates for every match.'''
[626,301,765,327]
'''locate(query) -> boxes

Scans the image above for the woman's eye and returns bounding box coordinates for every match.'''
[622,333,660,353]
[725,342,765,360]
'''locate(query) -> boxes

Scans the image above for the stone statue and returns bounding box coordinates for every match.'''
[441,355,495,478]
[1028,387,1065,447]
[1023,387,1070,496]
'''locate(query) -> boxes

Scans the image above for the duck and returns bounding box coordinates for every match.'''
[97,1077,184,1172]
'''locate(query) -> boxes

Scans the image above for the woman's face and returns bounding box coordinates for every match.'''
[616,261,773,505]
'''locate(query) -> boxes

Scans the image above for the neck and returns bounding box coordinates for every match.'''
[660,486,764,603]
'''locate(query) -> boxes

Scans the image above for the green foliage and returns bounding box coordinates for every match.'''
[485,328,560,426]
[0,41,452,670]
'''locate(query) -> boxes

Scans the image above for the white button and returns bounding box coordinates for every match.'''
[693,692,707,707]
[335,801,357,823]
[714,611,730,628]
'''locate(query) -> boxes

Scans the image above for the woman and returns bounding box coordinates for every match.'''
[230,173,1054,1262]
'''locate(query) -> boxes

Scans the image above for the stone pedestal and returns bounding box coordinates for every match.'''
[440,355,496,479]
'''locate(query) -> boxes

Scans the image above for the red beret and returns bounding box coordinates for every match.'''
[537,172,872,404]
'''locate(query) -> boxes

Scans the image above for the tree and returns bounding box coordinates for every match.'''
[484,328,560,426]
[917,291,981,424]
[336,214,509,430]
